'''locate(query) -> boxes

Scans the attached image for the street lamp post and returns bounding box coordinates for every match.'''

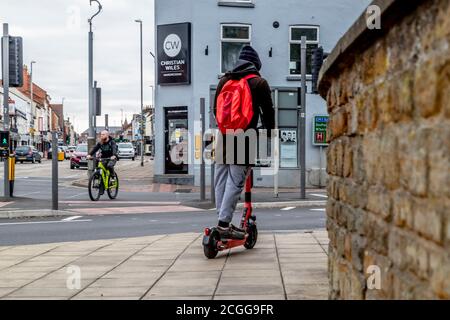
[30,60,36,146]
[149,51,156,157]
[87,0,102,177]
[135,19,144,167]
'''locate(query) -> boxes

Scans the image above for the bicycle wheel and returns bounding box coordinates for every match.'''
[107,172,119,200]
[88,172,103,201]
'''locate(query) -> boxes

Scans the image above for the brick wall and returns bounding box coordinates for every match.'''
[319,0,449,299]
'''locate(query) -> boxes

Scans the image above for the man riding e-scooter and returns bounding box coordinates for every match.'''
[213,45,275,240]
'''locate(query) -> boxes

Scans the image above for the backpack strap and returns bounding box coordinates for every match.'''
[242,74,259,81]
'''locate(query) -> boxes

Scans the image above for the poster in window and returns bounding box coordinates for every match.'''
[280,129,297,168]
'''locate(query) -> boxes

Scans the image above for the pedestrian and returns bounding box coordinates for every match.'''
[213,45,275,239]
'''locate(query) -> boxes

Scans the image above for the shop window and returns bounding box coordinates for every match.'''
[221,24,251,74]
[289,26,319,76]
[277,90,299,168]
[279,128,297,168]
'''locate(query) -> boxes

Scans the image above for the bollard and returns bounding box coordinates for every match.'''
[8,155,15,197]
[200,98,206,201]
[52,131,58,210]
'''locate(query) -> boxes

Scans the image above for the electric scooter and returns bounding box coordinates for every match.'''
[203,168,258,259]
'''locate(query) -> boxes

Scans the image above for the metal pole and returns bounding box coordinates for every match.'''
[30,61,35,146]
[93,80,97,133]
[105,114,108,131]
[319,146,323,188]
[139,21,144,167]
[200,98,206,201]
[87,0,102,177]
[300,36,307,199]
[87,23,95,177]
[210,162,215,206]
[51,131,58,210]
[150,51,156,157]
[2,23,10,198]
[274,89,279,198]
[209,101,215,206]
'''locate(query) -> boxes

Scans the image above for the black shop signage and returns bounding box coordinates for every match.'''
[157,22,191,85]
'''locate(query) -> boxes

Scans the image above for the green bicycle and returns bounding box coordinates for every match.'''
[88,157,119,201]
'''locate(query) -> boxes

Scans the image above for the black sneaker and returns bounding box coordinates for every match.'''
[230,224,245,233]
[217,226,245,240]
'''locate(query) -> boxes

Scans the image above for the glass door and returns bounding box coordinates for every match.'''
[165,107,188,174]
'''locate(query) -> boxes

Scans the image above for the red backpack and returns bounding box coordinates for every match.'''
[216,74,258,134]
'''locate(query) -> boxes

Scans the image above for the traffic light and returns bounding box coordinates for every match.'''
[0,131,9,148]
[94,87,101,116]
[311,46,324,94]
[8,37,23,87]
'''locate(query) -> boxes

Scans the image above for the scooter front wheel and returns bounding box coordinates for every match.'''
[203,231,220,259]
[244,224,258,249]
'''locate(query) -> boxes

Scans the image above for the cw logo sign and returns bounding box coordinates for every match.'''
[164,34,182,57]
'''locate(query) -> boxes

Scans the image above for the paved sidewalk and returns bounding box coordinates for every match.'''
[0,230,329,300]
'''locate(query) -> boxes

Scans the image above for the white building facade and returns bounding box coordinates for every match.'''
[153,0,371,187]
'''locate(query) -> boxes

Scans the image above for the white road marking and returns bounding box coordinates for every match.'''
[65,174,81,179]
[14,191,41,197]
[0,219,92,226]
[310,208,326,212]
[63,200,181,205]
[310,193,328,198]
[66,192,86,199]
[61,216,83,222]
[280,207,296,211]
[275,214,282,217]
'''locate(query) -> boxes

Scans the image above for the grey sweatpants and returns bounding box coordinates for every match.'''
[215,164,250,224]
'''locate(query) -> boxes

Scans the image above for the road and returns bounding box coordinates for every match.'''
[0,158,326,246]
[0,206,326,246]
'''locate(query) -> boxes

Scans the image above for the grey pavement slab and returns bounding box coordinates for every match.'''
[0,230,329,300]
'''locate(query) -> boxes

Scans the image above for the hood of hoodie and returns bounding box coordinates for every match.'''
[226,60,260,80]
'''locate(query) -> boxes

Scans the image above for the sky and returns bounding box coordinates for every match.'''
[0,0,155,133]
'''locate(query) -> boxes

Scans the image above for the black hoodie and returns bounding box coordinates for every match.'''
[213,60,275,165]
[89,136,118,159]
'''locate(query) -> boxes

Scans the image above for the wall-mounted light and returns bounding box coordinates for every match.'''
[269,47,273,57]
[205,45,209,56]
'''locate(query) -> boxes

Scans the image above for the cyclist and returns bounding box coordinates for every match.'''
[86,130,118,178]
[213,45,275,239]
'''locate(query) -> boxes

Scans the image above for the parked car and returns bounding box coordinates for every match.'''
[47,146,64,159]
[14,146,42,164]
[70,144,88,169]
[67,146,77,158]
[117,142,135,161]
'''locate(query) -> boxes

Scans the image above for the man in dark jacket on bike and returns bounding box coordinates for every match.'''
[213,45,275,239]
[87,130,118,176]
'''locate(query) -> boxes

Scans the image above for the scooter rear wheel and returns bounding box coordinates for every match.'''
[203,231,219,259]
[244,224,258,249]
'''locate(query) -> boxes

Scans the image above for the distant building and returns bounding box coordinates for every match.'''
[79,126,123,143]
